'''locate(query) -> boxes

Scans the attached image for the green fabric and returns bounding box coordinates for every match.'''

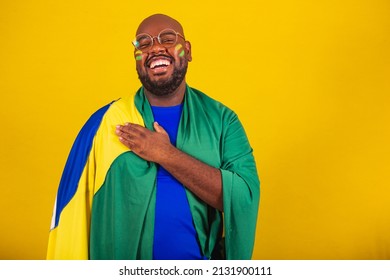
[90,85,260,259]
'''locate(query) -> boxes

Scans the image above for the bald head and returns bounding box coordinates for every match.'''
[136,14,185,38]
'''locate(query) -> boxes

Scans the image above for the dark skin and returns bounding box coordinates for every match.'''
[115,14,223,211]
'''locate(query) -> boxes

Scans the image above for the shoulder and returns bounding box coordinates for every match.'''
[187,86,237,123]
[77,102,113,139]
[80,96,144,139]
[81,95,137,129]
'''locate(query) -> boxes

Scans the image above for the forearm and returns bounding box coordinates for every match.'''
[158,145,223,211]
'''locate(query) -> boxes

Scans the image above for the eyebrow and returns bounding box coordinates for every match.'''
[136,34,150,41]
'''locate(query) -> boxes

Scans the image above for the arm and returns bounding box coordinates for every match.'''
[219,114,260,259]
[115,122,223,211]
[116,112,260,259]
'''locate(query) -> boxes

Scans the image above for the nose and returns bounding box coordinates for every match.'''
[149,36,166,54]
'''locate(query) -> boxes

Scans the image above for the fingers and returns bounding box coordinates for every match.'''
[115,123,140,148]
[114,122,171,162]
[115,122,169,143]
[115,122,154,146]
[116,123,143,136]
[153,122,168,135]
[118,135,134,149]
[116,122,166,137]
[117,123,143,133]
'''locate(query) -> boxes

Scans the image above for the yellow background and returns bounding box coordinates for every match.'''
[1,0,389,259]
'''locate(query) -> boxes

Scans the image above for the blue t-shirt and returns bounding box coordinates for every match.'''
[151,104,205,260]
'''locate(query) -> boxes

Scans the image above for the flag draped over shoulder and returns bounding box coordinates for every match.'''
[47,86,260,260]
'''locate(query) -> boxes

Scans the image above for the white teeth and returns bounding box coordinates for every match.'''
[150,59,170,69]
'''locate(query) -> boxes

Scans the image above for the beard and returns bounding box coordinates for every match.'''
[137,58,188,97]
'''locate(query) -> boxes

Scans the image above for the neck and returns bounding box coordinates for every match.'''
[144,81,186,107]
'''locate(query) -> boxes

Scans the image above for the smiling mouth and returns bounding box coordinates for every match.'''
[150,59,171,69]
[147,56,172,69]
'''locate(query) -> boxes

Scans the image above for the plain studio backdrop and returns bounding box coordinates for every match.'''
[0,0,389,259]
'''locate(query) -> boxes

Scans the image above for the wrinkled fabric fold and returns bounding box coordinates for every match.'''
[47,86,260,260]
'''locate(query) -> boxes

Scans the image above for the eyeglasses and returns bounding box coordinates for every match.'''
[132,28,185,52]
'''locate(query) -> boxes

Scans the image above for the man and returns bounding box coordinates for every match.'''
[47,14,260,260]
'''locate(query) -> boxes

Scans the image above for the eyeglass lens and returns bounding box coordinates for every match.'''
[134,29,178,51]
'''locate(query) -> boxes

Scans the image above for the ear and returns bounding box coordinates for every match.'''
[185,41,192,62]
